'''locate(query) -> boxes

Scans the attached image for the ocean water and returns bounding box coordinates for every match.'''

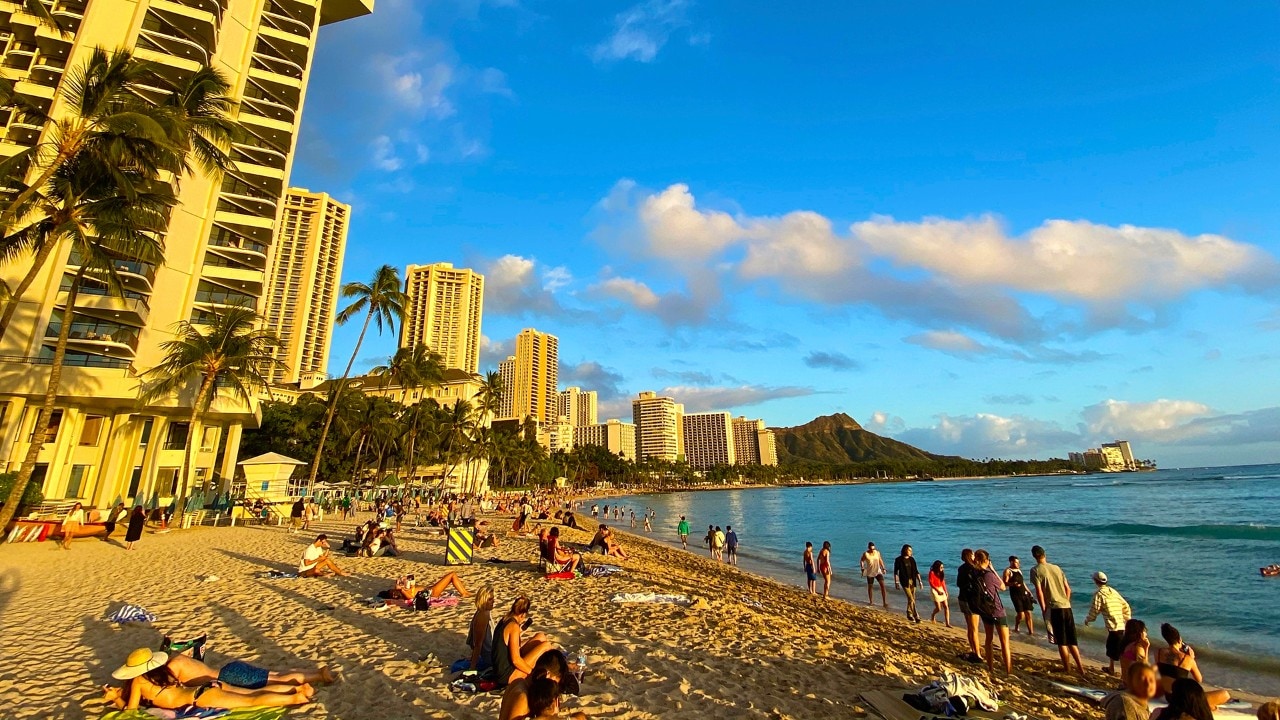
[612,464,1280,693]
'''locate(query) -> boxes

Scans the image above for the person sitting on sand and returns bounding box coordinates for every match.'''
[426,571,471,598]
[590,525,628,560]
[1105,662,1159,720]
[493,596,554,686]
[371,528,400,557]
[1155,679,1215,720]
[1119,619,1149,678]
[545,527,581,573]
[299,534,348,577]
[498,650,586,720]
[1156,624,1231,709]
[143,643,333,690]
[1257,701,1280,720]
[468,586,495,670]
[103,649,314,711]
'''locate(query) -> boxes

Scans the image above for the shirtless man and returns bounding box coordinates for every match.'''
[164,650,333,691]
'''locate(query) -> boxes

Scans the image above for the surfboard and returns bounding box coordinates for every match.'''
[1050,682,1255,716]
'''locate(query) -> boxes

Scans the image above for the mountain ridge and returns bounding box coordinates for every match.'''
[771,412,948,465]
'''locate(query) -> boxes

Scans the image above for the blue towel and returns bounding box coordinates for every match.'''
[106,604,157,624]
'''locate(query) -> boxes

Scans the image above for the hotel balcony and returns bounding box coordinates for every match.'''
[194,284,260,310]
[57,286,150,325]
[134,26,206,73]
[260,4,313,44]
[44,314,142,358]
[65,252,158,292]
[207,228,269,269]
[149,0,219,51]
[249,51,303,86]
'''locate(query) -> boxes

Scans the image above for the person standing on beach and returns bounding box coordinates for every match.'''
[104,502,128,539]
[630,510,636,529]
[893,544,922,622]
[818,541,833,598]
[860,542,889,608]
[60,502,85,550]
[974,549,1012,674]
[591,504,598,518]
[643,513,652,533]
[1084,571,1132,675]
[289,499,304,533]
[712,526,726,562]
[1029,544,1085,675]
[124,505,146,550]
[725,526,739,565]
[677,516,690,549]
[803,542,818,594]
[1003,556,1036,636]
[957,549,983,663]
[928,560,950,626]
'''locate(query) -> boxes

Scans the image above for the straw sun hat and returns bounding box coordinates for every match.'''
[112,648,169,679]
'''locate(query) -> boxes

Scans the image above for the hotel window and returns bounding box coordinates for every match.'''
[201,426,218,452]
[28,408,62,443]
[139,418,154,446]
[79,415,105,446]
[166,423,189,450]
[127,467,143,499]
[156,468,179,496]
[65,464,92,498]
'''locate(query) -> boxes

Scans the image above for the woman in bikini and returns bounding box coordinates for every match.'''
[1156,624,1231,709]
[818,541,833,599]
[103,650,314,711]
[1119,618,1150,679]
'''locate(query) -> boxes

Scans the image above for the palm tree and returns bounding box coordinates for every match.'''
[305,265,407,494]
[0,48,184,338]
[0,155,174,532]
[475,370,504,425]
[371,344,444,404]
[138,306,281,524]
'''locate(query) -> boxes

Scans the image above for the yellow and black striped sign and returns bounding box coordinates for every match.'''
[446,527,475,565]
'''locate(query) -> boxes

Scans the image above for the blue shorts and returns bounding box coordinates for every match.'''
[218,660,270,689]
[806,570,817,582]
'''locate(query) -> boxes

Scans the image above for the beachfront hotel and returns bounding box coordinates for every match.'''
[682,411,736,469]
[502,328,558,424]
[0,0,373,505]
[732,416,779,466]
[262,188,349,386]
[400,262,484,374]
[574,419,637,461]
[558,386,598,427]
[632,391,684,462]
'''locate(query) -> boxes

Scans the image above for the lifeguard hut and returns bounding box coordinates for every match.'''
[238,452,307,502]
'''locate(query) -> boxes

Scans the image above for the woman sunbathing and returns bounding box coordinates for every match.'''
[103,649,314,710]
[428,571,471,598]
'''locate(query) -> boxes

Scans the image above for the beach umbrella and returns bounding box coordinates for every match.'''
[146,490,159,510]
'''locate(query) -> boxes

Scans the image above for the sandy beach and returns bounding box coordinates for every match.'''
[0,512,1265,719]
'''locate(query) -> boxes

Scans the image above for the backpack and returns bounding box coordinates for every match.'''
[414,590,432,611]
[977,571,1000,618]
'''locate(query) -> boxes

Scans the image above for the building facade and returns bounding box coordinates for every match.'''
[263,188,348,385]
[0,0,373,507]
[497,355,515,419]
[683,411,735,469]
[557,386,597,427]
[400,262,484,373]
[731,416,779,466]
[508,328,558,424]
[631,391,683,462]
[574,419,637,461]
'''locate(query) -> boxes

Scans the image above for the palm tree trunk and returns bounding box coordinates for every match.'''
[0,240,57,341]
[306,308,373,494]
[174,374,215,528]
[350,434,367,484]
[0,269,83,531]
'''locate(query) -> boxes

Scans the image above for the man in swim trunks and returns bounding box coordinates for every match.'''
[860,542,889,608]
[957,548,983,663]
[803,542,817,594]
[1029,544,1085,675]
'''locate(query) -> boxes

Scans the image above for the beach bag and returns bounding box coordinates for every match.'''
[977,571,1000,618]
[414,590,432,611]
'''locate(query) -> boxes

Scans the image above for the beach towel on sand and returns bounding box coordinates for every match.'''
[258,570,297,579]
[105,604,157,624]
[609,592,692,605]
[580,565,623,578]
[102,708,285,720]
[545,570,575,580]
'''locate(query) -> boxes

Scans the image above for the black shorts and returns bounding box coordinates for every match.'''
[866,574,883,586]
[1049,608,1078,647]
[1105,629,1125,661]
[958,600,977,617]
[982,614,1007,628]
[1011,592,1034,614]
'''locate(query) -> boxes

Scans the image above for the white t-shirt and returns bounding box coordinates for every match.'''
[862,550,886,578]
[299,544,324,572]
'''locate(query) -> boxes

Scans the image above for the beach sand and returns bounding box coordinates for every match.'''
[0,512,1258,719]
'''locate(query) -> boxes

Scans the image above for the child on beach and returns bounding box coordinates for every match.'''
[928,560,950,626]
[803,543,817,594]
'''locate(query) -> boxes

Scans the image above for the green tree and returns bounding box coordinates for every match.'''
[305,265,406,492]
[139,306,280,523]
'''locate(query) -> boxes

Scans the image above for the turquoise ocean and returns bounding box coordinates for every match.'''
[614,464,1280,695]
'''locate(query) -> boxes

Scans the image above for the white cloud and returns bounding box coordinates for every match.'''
[1080,399,1215,443]
[478,335,515,369]
[591,277,660,310]
[371,135,402,172]
[482,255,561,315]
[592,0,700,63]
[905,330,989,355]
[657,384,818,413]
[896,413,1081,459]
[541,266,573,292]
[373,52,456,117]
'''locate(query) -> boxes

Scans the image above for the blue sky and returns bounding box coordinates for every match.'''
[291,0,1280,466]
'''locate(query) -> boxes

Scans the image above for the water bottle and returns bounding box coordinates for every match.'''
[575,652,587,682]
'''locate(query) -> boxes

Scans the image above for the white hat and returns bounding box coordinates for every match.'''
[112,648,169,679]
[1093,571,1108,584]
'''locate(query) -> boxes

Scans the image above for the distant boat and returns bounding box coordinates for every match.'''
[1263,564,1280,578]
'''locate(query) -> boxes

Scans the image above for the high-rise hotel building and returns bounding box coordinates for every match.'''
[557,386,597,427]
[497,355,515,420]
[732,416,778,466]
[682,411,735,469]
[632,391,683,462]
[0,0,373,505]
[508,328,557,423]
[574,419,636,461]
[263,188,349,386]
[400,262,484,374]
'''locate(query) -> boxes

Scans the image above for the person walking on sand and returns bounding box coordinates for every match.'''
[725,526,739,565]
[1029,544,1085,675]
[818,541,833,598]
[860,542,889,608]
[60,501,85,549]
[677,516,690,549]
[1003,556,1036,636]
[928,560,950,626]
[124,505,146,550]
[289,498,304,533]
[893,544,923,622]
[957,549,983,663]
[712,526,726,562]
[1084,571,1132,675]
[803,542,818,594]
